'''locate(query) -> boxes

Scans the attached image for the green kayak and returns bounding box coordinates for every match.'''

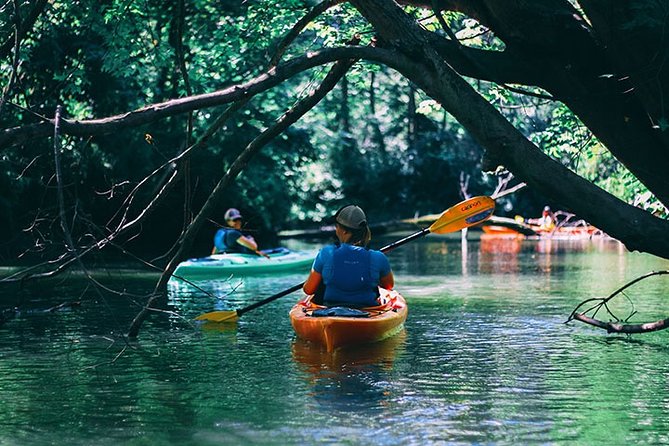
[173,247,316,278]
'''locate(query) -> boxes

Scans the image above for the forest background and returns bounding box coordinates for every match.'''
[1,0,668,269]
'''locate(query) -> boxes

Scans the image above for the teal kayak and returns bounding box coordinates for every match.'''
[173,247,316,278]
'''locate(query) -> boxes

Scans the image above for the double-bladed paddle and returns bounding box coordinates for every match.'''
[195,196,495,323]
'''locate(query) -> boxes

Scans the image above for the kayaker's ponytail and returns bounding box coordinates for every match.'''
[347,223,371,248]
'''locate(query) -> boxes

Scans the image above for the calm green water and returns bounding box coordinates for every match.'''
[1,236,669,445]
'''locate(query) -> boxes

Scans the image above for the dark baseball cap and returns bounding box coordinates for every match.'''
[335,205,367,229]
[224,208,242,220]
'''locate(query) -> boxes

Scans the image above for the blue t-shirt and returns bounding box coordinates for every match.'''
[312,243,391,307]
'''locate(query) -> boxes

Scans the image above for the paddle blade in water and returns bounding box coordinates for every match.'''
[200,321,240,332]
[194,310,239,323]
[430,196,495,234]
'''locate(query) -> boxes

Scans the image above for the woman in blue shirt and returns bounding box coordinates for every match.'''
[303,205,394,307]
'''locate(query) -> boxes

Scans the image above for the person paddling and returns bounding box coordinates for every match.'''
[527,205,556,231]
[212,208,262,255]
[303,205,394,307]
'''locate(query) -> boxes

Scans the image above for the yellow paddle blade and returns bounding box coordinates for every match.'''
[194,310,239,323]
[200,321,239,332]
[430,196,495,234]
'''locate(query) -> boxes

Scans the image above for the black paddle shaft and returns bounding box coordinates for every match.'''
[237,282,305,317]
[378,227,431,254]
[236,227,430,317]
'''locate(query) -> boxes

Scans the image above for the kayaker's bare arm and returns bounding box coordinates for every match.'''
[380,271,394,290]
[236,235,258,252]
[303,270,322,295]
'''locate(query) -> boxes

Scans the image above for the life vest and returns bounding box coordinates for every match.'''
[539,215,555,231]
[323,244,377,307]
[213,228,248,254]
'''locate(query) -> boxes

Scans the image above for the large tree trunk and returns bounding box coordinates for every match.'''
[405,0,669,208]
[350,0,669,258]
[4,1,669,263]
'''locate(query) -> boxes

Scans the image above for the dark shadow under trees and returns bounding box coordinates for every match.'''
[2,0,669,338]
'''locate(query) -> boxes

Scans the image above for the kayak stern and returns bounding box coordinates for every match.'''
[289,289,408,352]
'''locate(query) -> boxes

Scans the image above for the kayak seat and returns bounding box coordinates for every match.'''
[311,307,370,318]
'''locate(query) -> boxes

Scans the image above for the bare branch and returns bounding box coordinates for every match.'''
[568,271,669,334]
[490,171,526,199]
[1,46,398,149]
[492,181,525,199]
[53,105,73,247]
[0,99,250,285]
[127,51,361,338]
[458,171,470,199]
[573,313,669,334]
[0,0,22,118]
[268,0,346,68]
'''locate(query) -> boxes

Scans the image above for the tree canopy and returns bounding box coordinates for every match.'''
[2,0,669,334]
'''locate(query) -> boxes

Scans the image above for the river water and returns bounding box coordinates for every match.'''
[1,235,668,445]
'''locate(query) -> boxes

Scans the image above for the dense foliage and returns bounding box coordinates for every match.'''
[0,0,665,265]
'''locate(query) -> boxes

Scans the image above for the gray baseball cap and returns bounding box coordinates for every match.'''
[335,205,367,229]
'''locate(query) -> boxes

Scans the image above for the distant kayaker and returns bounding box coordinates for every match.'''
[212,208,260,255]
[303,205,394,307]
[526,205,556,231]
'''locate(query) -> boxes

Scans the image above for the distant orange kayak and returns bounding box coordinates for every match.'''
[482,223,601,238]
[289,288,408,352]
[481,225,522,235]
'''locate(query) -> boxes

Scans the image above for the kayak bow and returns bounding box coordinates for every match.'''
[174,247,316,278]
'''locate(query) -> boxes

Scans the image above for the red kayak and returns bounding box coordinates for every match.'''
[289,288,408,352]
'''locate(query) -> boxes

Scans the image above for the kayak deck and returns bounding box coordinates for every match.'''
[289,288,408,352]
[173,247,316,278]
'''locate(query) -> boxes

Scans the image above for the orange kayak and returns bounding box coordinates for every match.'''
[289,288,408,352]
[481,225,523,236]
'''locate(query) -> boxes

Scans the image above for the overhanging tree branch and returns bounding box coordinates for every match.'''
[268,0,346,68]
[127,47,361,338]
[351,0,669,259]
[1,46,399,149]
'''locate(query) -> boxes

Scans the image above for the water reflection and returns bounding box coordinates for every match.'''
[168,275,243,300]
[292,332,406,412]
[475,234,627,275]
[3,238,669,444]
[478,234,524,274]
[166,272,306,319]
[479,234,524,254]
[198,320,240,334]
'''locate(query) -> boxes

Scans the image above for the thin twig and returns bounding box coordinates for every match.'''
[0,0,21,118]
[567,270,669,334]
[128,46,361,338]
[268,0,345,68]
